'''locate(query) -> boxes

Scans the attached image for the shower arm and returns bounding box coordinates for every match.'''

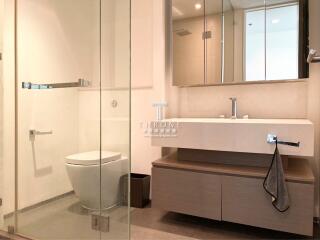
[22,79,91,90]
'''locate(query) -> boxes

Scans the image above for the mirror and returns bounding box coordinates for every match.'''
[170,0,309,86]
[172,0,223,86]
[205,0,223,85]
[172,0,206,86]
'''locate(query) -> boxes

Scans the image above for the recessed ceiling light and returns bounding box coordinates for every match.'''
[272,19,280,24]
[195,3,202,10]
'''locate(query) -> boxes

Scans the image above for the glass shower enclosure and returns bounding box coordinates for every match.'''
[5,0,130,239]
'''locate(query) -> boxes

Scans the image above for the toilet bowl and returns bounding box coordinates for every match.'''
[65,151,128,210]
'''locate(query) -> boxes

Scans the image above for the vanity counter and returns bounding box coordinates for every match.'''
[151,118,314,157]
[152,153,314,184]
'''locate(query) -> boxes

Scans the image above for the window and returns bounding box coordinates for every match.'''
[245,4,299,81]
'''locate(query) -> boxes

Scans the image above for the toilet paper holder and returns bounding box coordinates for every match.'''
[29,129,53,140]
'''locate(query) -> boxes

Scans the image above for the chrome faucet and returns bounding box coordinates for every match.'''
[229,97,237,119]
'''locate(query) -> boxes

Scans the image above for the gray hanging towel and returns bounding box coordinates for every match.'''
[263,141,290,212]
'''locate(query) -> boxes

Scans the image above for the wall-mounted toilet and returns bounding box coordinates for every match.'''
[65,151,128,210]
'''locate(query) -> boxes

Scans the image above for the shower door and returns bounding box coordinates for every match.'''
[12,0,131,239]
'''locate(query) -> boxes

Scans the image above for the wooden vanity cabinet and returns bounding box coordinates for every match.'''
[222,175,314,236]
[152,167,222,221]
[152,154,315,236]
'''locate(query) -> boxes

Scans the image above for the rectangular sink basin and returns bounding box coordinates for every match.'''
[151,118,314,157]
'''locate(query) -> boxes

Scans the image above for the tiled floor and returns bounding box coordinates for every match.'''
[2,195,319,240]
[131,205,320,240]
[4,194,129,240]
[0,230,31,240]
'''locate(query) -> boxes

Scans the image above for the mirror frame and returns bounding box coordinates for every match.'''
[165,0,309,87]
[299,0,309,78]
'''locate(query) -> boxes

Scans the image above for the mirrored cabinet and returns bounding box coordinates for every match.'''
[169,0,309,87]
[172,0,207,86]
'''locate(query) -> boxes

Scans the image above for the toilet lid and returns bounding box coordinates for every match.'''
[65,151,122,165]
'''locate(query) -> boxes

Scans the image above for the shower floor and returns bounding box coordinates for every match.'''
[4,193,130,240]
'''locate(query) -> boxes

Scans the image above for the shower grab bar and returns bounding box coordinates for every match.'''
[22,79,91,90]
[267,134,300,147]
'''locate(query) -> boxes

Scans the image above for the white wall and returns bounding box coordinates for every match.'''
[176,81,308,118]
[131,0,165,175]
[79,0,131,156]
[78,90,130,156]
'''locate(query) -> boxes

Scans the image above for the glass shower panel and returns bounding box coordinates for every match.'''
[11,0,127,239]
[100,0,131,239]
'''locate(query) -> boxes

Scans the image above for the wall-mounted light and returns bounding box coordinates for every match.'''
[195,3,202,10]
[272,19,280,24]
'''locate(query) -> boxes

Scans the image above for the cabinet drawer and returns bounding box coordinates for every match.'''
[152,167,221,220]
[222,176,314,236]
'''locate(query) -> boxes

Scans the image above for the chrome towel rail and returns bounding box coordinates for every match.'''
[267,134,300,148]
[22,79,91,89]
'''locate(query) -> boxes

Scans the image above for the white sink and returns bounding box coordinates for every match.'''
[151,118,314,157]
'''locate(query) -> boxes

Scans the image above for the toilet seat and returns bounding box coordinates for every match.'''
[65,151,121,166]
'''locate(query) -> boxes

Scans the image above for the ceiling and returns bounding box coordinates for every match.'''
[172,0,298,21]
[172,0,222,20]
[246,4,298,34]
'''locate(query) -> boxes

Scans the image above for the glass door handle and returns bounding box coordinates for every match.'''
[22,79,91,89]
